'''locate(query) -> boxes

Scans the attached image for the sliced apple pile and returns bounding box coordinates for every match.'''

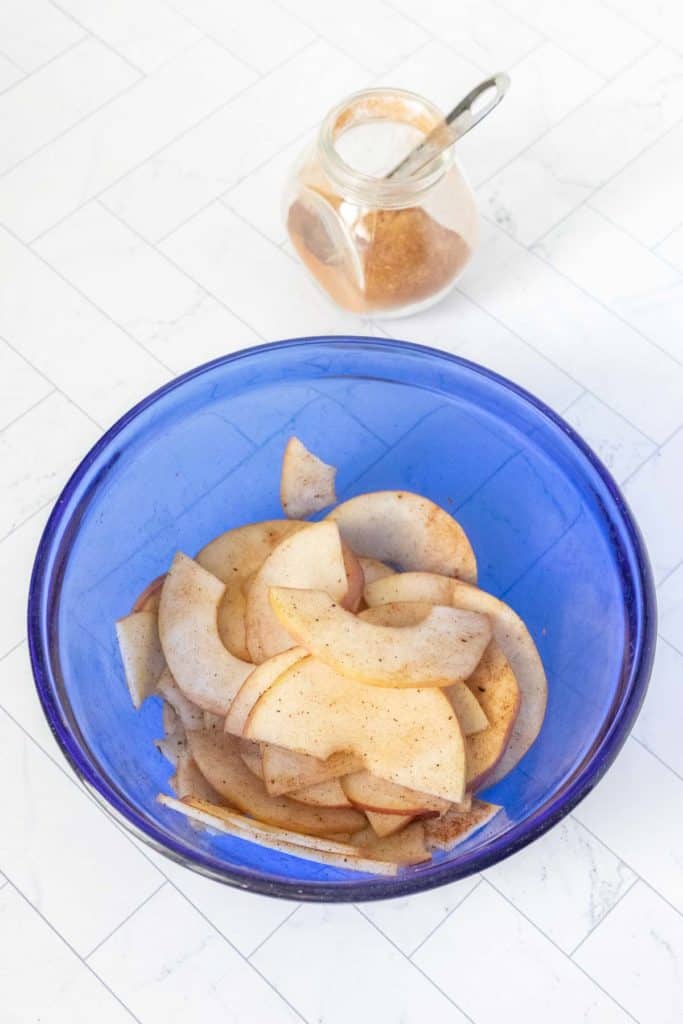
[116,436,549,875]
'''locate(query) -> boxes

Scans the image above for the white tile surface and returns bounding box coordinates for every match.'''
[0,708,163,956]
[0,39,255,240]
[0,507,50,658]
[89,885,301,1023]
[0,227,170,424]
[0,0,84,72]
[278,0,428,73]
[485,817,636,952]
[0,885,135,1024]
[535,206,683,361]
[658,566,683,654]
[414,881,631,1023]
[623,430,683,583]
[0,392,98,540]
[165,0,314,73]
[360,875,481,955]
[0,339,52,431]
[1,3,681,1019]
[574,882,683,1024]
[389,0,541,67]
[573,739,683,913]
[633,638,683,777]
[590,122,683,247]
[498,0,652,75]
[35,202,261,372]
[52,0,202,73]
[101,40,367,242]
[0,38,138,176]
[458,221,683,443]
[253,903,470,1022]
[480,46,683,244]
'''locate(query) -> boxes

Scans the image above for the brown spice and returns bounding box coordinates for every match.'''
[288,197,470,314]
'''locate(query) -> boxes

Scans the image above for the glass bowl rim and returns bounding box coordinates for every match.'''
[27,335,657,902]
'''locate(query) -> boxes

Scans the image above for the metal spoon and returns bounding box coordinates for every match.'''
[386,72,510,180]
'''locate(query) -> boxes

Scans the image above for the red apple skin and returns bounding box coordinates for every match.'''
[131,574,165,614]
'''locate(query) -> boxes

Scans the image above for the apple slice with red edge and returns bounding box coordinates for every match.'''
[261,745,363,796]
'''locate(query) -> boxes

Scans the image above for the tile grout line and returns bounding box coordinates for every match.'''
[587,200,683,272]
[567,814,683,924]
[84,880,168,960]
[568,872,640,958]
[5,878,144,1024]
[0,387,56,439]
[0,33,84,98]
[153,0,265,76]
[48,0,148,76]
[355,904,478,1023]
[407,876,485,959]
[246,902,302,959]
[632,735,683,785]
[483,877,641,1022]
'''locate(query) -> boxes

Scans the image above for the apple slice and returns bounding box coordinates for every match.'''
[261,745,363,796]
[358,557,395,586]
[270,587,491,688]
[466,643,520,790]
[448,684,488,736]
[366,812,415,838]
[245,521,357,663]
[341,772,448,816]
[187,730,365,836]
[197,520,306,661]
[156,731,186,767]
[174,751,222,803]
[290,778,352,808]
[280,436,337,519]
[328,490,477,583]
[131,574,165,613]
[424,800,501,851]
[364,572,545,781]
[245,656,466,802]
[158,795,398,876]
[352,822,431,865]
[162,701,181,737]
[225,647,308,737]
[156,667,205,731]
[158,553,253,716]
[238,739,264,780]
[116,611,165,709]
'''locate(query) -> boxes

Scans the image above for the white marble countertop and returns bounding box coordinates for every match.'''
[1,1,682,1021]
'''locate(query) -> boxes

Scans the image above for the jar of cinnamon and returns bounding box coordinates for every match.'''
[284,88,478,318]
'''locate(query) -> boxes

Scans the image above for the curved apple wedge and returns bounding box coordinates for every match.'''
[225,647,308,737]
[366,812,415,838]
[290,778,352,808]
[364,572,546,781]
[341,771,449,816]
[116,611,165,709]
[245,656,466,802]
[131,574,165,613]
[261,745,363,796]
[158,553,253,716]
[156,667,205,731]
[197,520,306,660]
[174,751,222,804]
[187,730,365,836]
[158,795,398,875]
[328,490,477,582]
[270,587,491,688]
[352,822,431,865]
[466,643,520,790]
[424,799,502,851]
[245,521,359,664]
[280,436,337,519]
[358,557,395,586]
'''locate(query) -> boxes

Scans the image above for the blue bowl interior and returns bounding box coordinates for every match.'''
[29,337,654,900]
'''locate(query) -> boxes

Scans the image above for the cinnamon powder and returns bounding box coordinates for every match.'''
[288,198,470,314]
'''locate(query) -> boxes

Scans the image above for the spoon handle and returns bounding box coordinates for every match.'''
[387,72,510,181]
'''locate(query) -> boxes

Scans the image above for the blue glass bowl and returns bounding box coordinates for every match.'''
[28,337,656,901]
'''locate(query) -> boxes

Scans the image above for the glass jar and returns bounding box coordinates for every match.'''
[283,88,478,318]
